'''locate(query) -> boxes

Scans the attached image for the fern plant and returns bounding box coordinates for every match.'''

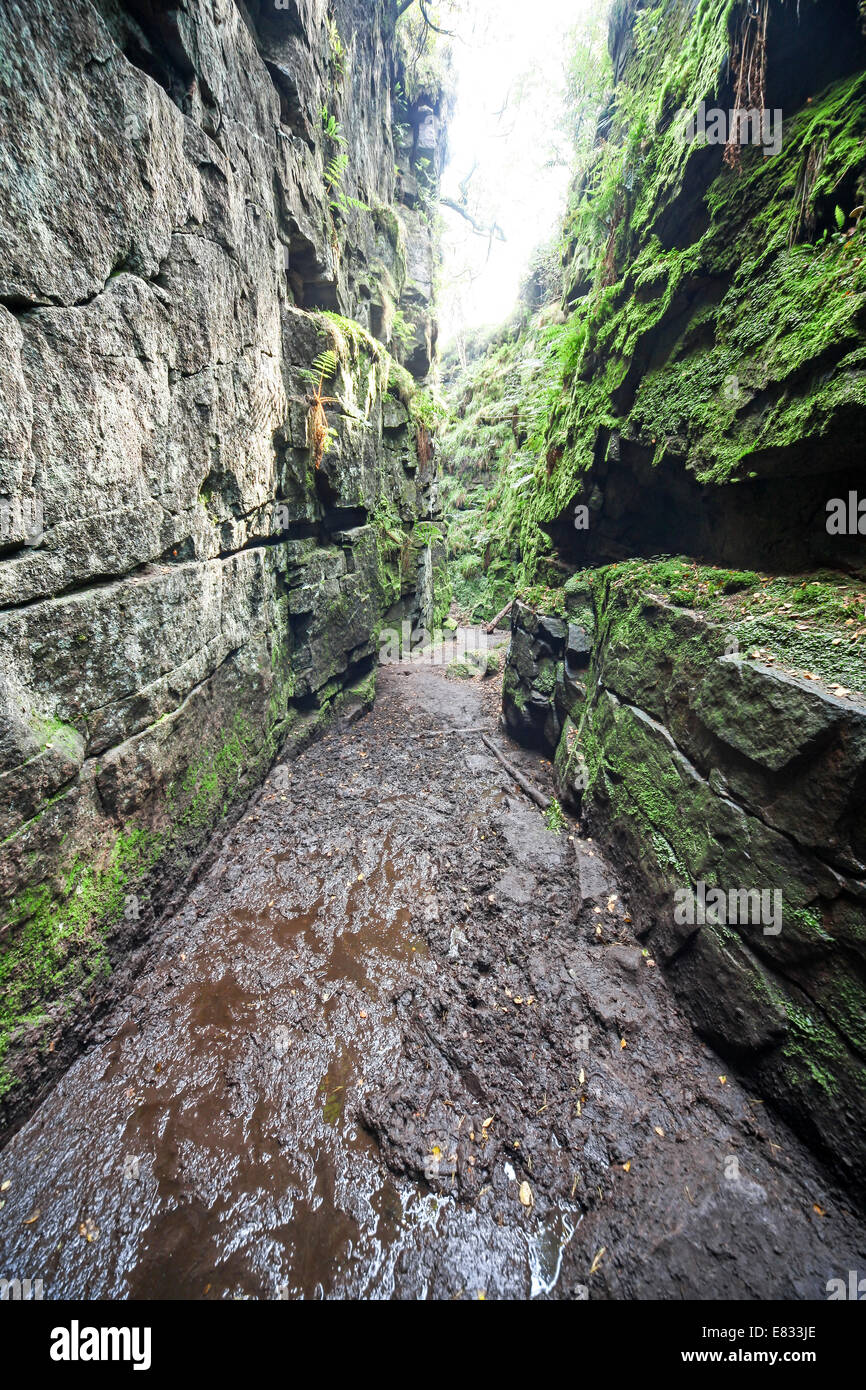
[320,106,345,144]
[327,17,346,78]
[320,102,370,219]
[324,151,371,218]
[325,150,349,190]
[304,349,340,471]
[300,349,338,391]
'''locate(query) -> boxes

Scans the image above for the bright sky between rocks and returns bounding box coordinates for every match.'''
[438,0,598,345]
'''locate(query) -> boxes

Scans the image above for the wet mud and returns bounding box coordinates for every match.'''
[1,640,864,1299]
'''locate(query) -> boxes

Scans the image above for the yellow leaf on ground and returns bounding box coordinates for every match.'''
[518,1181,533,1208]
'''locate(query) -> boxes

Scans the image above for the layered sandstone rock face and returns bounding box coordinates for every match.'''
[502,564,866,1182]
[0,0,448,1115]
[488,1,866,1181]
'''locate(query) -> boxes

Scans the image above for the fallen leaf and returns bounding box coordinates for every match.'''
[588,1246,606,1276]
[0,1180,10,1192]
[622,1160,631,1172]
[359,1010,368,1019]
[23,1209,41,1225]
[654,1126,665,1137]
[518,1181,533,1208]
[620,1037,627,1050]
[813,1204,826,1217]
[719,1075,727,1085]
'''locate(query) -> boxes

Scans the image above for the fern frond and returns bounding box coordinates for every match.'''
[325,152,349,189]
[333,194,372,215]
[314,349,338,380]
[300,349,338,390]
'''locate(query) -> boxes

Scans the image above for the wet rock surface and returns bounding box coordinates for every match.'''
[502,568,866,1185]
[0,648,863,1299]
[502,599,591,755]
[0,0,451,1114]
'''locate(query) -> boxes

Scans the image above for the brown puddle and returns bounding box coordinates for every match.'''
[3,652,856,1301]
[0,779,540,1300]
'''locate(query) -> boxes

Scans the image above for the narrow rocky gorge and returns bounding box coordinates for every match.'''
[1,0,865,1307]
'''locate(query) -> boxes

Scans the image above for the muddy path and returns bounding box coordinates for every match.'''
[1,639,864,1299]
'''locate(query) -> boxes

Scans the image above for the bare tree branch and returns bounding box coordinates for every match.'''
[492,86,513,122]
[419,0,457,37]
[396,0,459,39]
[440,197,506,242]
[458,159,478,203]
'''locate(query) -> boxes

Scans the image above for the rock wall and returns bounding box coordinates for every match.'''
[542,0,866,575]
[0,0,448,1120]
[467,0,866,1183]
[503,566,866,1182]
[444,1,866,586]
